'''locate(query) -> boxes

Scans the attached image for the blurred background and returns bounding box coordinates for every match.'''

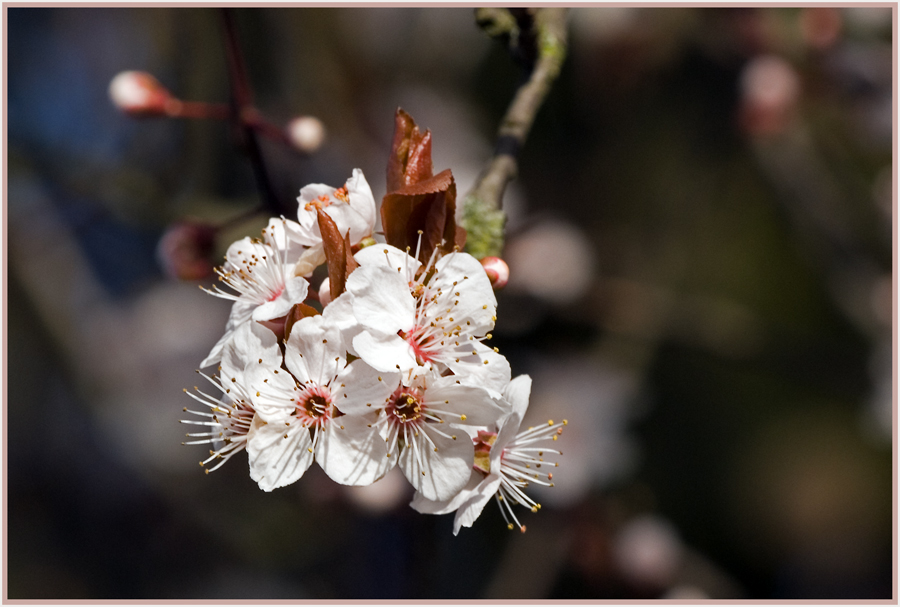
[6,6,894,600]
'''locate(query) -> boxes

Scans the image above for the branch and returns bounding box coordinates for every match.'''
[462,7,569,259]
[220,8,283,216]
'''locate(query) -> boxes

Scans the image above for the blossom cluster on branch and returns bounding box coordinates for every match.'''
[182,110,564,534]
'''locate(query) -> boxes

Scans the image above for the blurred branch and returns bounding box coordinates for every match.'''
[220,8,283,216]
[462,7,569,259]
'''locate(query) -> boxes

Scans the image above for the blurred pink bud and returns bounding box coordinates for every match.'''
[318,277,333,306]
[286,116,326,153]
[108,71,172,117]
[799,7,842,51]
[738,55,800,136]
[156,221,217,281]
[481,256,509,290]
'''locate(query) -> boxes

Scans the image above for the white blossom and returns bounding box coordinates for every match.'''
[339,364,506,502]
[282,168,377,247]
[245,313,397,491]
[346,244,510,396]
[181,321,281,472]
[410,375,566,534]
[200,221,309,368]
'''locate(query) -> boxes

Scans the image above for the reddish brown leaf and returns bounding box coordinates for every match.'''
[386,109,434,193]
[403,130,433,187]
[344,230,359,277]
[381,171,464,260]
[317,209,347,301]
[393,169,453,196]
[284,303,320,341]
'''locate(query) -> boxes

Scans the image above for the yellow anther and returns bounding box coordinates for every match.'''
[460,414,467,421]
[563,419,568,425]
[507,523,514,530]
[548,420,554,426]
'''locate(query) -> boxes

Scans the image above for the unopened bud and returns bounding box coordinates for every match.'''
[318,277,333,307]
[157,221,217,281]
[286,116,326,154]
[109,71,172,117]
[481,256,509,290]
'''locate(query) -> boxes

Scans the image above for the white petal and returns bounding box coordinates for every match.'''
[503,374,532,420]
[445,343,511,398]
[410,469,486,515]
[332,360,399,415]
[347,264,416,334]
[265,217,307,261]
[400,425,473,502]
[315,413,392,486]
[424,379,506,426]
[284,314,345,384]
[284,274,310,303]
[245,363,297,422]
[354,243,421,279]
[220,320,280,380]
[452,474,503,535]
[432,251,497,335]
[247,415,314,491]
[352,330,417,373]
[346,168,376,241]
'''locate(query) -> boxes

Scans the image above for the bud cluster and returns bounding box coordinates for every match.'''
[181,110,564,534]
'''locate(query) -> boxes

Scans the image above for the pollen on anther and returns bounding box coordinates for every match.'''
[507,523,514,530]
[460,414,467,421]
[308,447,313,452]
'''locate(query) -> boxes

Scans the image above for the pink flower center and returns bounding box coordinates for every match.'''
[386,387,425,426]
[294,385,333,427]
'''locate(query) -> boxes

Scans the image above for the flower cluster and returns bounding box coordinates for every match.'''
[182,110,564,534]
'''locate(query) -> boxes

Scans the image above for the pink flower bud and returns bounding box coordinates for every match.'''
[318,277,333,306]
[286,116,326,153]
[738,55,800,137]
[108,71,172,117]
[481,256,509,290]
[156,221,217,281]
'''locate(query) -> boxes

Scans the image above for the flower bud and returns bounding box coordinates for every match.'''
[318,277,333,307]
[156,221,217,280]
[286,116,326,153]
[481,256,509,290]
[108,71,172,117]
[738,55,800,137]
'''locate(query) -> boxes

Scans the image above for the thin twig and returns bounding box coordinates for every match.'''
[220,8,284,216]
[462,7,569,259]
